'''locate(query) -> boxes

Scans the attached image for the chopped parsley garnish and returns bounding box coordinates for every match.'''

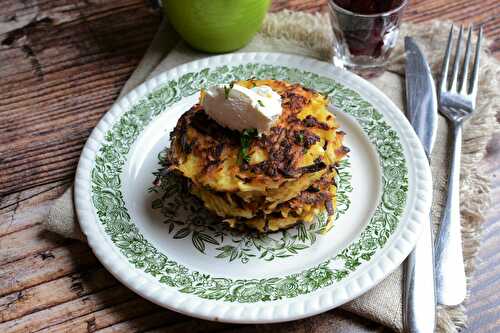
[224,82,234,99]
[241,150,251,163]
[239,128,258,164]
[257,100,264,107]
[297,133,304,144]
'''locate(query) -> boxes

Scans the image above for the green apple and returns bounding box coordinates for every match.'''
[162,0,271,53]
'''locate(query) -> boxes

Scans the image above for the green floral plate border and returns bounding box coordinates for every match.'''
[75,53,432,323]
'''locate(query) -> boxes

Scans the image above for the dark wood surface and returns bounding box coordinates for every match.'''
[1,0,499,332]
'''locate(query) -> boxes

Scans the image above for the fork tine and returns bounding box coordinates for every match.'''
[440,25,454,93]
[470,25,483,97]
[450,26,464,91]
[458,26,473,94]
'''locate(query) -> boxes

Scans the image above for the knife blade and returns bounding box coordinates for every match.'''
[405,39,438,156]
[403,37,437,333]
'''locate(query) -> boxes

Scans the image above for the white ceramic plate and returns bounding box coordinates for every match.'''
[75,52,432,323]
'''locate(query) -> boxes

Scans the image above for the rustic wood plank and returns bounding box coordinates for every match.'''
[98,310,187,333]
[143,320,236,333]
[463,133,500,333]
[0,267,116,322]
[0,0,161,196]
[35,298,179,333]
[0,242,98,297]
[465,198,500,330]
[0,180,69,237]
[0,1,498,333]
[0,224,68,266]
[0,285,136,333]
[220,309,382,333]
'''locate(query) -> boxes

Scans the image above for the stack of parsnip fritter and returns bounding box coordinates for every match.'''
[163,80,348,232]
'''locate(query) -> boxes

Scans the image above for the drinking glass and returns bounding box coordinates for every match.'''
[329,0,408,77]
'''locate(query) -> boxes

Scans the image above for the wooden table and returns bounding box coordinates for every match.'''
[1,0,498,332]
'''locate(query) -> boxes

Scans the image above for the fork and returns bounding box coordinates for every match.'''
[435,25,483,306]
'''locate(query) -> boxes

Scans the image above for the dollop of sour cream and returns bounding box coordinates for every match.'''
[201,84,282,134]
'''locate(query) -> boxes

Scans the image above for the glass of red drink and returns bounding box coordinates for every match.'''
[329,0,408,78]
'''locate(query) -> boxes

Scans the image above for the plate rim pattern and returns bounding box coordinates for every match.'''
[74,52,432,323]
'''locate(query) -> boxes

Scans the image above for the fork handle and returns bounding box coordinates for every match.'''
[434,122,467,306]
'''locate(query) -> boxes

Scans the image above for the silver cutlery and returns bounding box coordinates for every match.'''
[435,25,483,306]
[403,37,438,333]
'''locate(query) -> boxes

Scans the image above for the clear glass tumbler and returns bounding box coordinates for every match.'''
[329,0,408,78]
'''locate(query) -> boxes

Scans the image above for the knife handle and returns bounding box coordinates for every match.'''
[404,215,436,333]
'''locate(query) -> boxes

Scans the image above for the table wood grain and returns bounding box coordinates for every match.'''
[1,0,498,332]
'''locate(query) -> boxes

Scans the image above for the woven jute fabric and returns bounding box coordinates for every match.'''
[45,10,499,332]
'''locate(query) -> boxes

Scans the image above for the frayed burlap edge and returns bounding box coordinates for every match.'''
[263,10,499,333]
[260,10,334,60]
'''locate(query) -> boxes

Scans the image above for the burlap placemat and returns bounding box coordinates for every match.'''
[45,10,499,332]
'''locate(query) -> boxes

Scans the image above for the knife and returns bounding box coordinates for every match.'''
[403,37,437,333]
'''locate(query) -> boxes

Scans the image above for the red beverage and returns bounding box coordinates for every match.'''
[333,0,404,15]
[329,0,407,77]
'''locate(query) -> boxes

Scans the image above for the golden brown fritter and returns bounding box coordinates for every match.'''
[163,80,348,232]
